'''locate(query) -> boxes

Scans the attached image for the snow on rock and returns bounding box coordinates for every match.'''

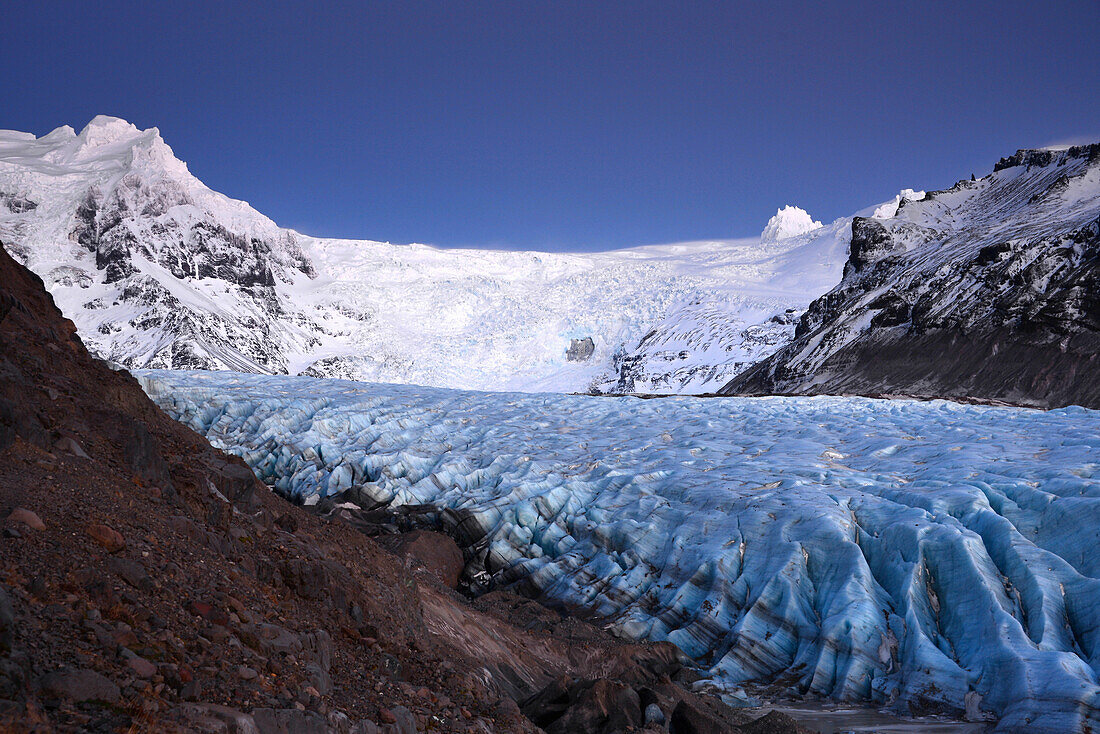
[0,117,848,394]
[142,369,1100,733]
[724,143,1100,409]
[760,206,822,242]
[871,188,927,219]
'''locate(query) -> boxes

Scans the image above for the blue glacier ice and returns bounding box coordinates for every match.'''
[139,370,1100,732]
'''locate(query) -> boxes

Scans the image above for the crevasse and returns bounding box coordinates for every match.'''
[140,369,1100,733]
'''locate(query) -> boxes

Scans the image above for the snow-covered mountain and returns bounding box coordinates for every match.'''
[722,144,1100,408]
[0,116,858,393]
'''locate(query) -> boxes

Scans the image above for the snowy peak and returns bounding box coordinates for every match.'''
[0,116,857,393]
[760,205,822,242]
[12,116,1077,397]
[77,115,147,148]
[0,116,318,374]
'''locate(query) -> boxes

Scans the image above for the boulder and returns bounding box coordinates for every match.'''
[251,707,330,734]
[53,436,90,459]
[567,337,595,362]
[523,676,643,734]
[387,705,418,734]
[172,703,259,734]
[127,655,157,678]
[384,530,464,589]
[87,523,125,552]
[38,667,120,703]
[7,507,44,531]
[189,599,230,626]
[669,698,727,734]
[106,556,152,590]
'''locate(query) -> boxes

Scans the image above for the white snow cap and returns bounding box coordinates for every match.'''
[78,115,144,147]
[872,189,926,219]
[760,206,823,242]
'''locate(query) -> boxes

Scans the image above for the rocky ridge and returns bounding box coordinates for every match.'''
[722,143,1100,408]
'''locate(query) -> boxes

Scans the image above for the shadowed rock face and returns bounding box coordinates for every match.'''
[722,144,1100,408]
[566,337,595,362]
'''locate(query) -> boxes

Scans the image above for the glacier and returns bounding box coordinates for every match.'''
[140,369,1100,733]
[0,116,855,393]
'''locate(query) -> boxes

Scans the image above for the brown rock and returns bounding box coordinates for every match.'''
[54,436,90,459]
[382,530,465,589]
[127,656,157,678]
[39,668,120,703]
[7,507,44,531]
[523,677,642,734]
[112,628,140,648]
[670,698,728,734]
[252,707,331,733]
[87,523,125,552]
[388,706,418,734]
[171,703,257,733]
[188,600,230,626]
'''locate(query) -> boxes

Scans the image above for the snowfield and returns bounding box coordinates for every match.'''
[141,370,1100,733]
[0,116,862,393]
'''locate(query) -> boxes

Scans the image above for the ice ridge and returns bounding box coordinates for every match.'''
[140,369,1100,733]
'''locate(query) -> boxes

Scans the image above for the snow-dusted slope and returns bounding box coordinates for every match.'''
[0,116,854,393]
[589,221,852,394]
[141,369,1100,733]
[0,117,317,373]
[722,144,1100,408]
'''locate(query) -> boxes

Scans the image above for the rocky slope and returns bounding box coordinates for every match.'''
[722,144,1100,408]
[0,241,808,732]
[0,116,850,394]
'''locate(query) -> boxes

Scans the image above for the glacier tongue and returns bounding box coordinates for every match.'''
[140,369,1100,733]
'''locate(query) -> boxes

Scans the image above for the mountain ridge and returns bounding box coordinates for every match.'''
[7,117,1095,402]
[721,143,1100,408]
[0,116,855,393]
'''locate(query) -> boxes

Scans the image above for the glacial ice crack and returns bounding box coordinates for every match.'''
[139,370,1100,732]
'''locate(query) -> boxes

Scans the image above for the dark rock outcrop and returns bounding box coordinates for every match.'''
[723,143,1100,408]
[566,337,595,362]
[374,530,465,589]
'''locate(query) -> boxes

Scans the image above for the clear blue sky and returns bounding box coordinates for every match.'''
[4,1,1098,251]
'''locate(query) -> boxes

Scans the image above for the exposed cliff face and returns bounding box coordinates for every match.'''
[721,144,1100,408]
